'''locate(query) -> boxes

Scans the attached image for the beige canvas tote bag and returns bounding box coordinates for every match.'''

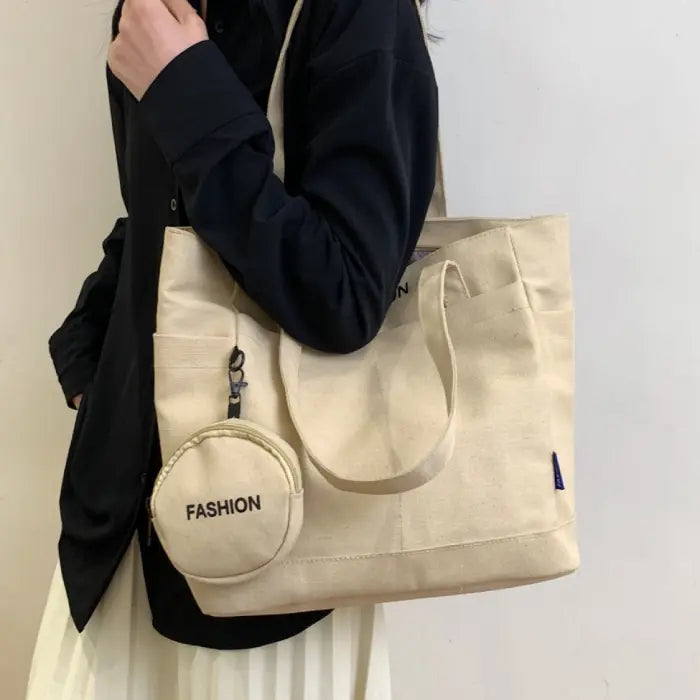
[149,0,579,616]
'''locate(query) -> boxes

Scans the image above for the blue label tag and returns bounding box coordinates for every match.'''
[553,452,565,490]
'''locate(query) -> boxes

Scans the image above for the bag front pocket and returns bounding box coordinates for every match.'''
[152,326,305,593]
[153,334,234,464]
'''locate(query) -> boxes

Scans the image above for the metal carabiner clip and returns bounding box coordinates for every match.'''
[227,346,248,419]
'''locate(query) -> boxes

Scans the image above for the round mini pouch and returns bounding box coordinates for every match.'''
[149,418,303,588]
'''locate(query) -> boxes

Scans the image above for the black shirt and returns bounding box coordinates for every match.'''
[48,0,439,649]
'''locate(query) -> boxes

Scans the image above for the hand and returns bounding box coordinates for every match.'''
[108,0,208,101]
[72,394,83,410]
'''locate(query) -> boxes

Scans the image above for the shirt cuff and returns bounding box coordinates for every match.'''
[138,40,268,166]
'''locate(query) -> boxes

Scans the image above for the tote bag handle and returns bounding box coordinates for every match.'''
[279,260,466,495]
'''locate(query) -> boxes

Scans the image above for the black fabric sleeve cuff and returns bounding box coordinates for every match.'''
[138,40,267,166]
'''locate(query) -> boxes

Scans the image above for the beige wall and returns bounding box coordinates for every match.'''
[0,2,123,697]
[2,1,700,699]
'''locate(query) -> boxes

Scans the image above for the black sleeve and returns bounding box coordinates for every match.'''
[138,10,438,353]
[49,68,128,408]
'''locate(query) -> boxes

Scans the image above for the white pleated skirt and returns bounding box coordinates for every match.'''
[26,539,392,700]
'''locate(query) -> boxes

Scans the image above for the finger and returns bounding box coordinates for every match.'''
[159,0,197,22]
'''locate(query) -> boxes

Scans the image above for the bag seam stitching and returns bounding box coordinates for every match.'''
[280,518,576,565]
[505,229,533,309]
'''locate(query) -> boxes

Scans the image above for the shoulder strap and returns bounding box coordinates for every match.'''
[266,0,447,218]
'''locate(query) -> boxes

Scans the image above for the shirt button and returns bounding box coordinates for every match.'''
[170,197,178,212]
[214,19,225,34]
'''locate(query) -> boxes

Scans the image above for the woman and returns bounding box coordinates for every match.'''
[27,0,439,697]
